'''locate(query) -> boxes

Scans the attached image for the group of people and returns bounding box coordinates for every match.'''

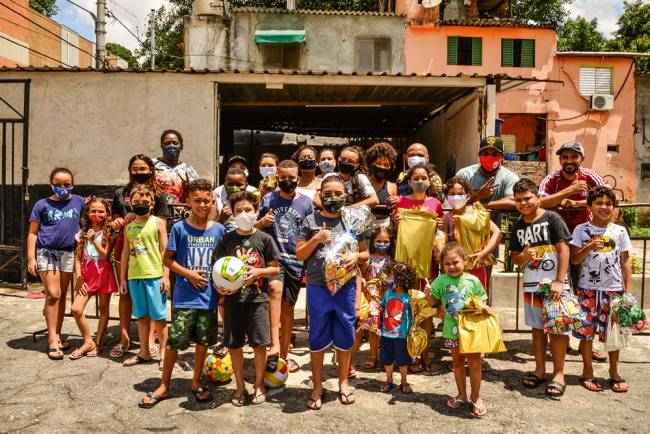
[26,130,633,417]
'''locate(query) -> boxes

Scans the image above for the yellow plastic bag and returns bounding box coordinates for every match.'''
[407,325,428,358]
[452,202,496,270]
[457,296,506,354]
[406,291,438,358]
[395,211,437,279]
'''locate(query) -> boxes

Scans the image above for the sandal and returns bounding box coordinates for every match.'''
[231,390,247,407]
[470,399,487,418]
[545,381,565,399]
[214,345,228,358]
[192,386,213,402]
[287,358,300,373]
[409,358,425,373]
[400,382,412,394]
[338,390,355,405]
[138,392,168,409]
[307,391,324,410]
[380,381,396,393]
[362,359,378,370]
[251,389,266,405]
[123,355,153,367]
[446,396,467,410]
[47,348,64,360]
[347,366,357,379]
[425,361,440,374]
[609,378,629,393]
[110,343,129,359]
[579,377,604,392]
[86,347,100,357]
[266,354,279,372]
[522,373,547,389]
[69,345,97,360]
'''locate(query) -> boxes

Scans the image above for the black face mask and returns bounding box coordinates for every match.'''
[371,166,389,180]
[299,159,317,170]
[132,203,151,216]
[338,161,356,175]
[131,173,151,184]
[278,179,298,194]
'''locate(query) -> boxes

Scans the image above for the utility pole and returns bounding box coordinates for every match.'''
[96,0,106,69]
[149,9,156,69]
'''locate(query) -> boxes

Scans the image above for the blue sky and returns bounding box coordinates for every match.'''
[52,0,628,52]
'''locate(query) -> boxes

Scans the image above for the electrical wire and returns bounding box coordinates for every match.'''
[0,34,73,67]
[106,9,144,45]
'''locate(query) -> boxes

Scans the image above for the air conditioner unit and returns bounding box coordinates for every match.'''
[589,94,614,111]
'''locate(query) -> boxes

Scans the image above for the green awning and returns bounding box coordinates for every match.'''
[255,30,306,44]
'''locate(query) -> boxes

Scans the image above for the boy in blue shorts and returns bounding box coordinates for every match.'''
[139,179,226,408]
[510,178,572,398]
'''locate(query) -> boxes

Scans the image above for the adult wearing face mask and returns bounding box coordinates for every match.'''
[293,145,321,201]
[153,129,198,205]
[365,142,398,227]
[390,143,444,204]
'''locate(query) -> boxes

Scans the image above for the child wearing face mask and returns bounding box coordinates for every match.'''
[443,177,502,291]
[213,191,280,406]
[120,185,170,369]
[212,167,254,232]
[317,147,337,176]
[27,167,85,360]
[258,153,280,197]
[69,198,117,359]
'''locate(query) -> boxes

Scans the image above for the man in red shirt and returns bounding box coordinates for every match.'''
[538,140,608,361]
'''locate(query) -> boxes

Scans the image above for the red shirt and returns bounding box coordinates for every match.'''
[538,168,607,232]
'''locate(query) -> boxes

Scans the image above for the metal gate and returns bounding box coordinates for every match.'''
[0,79,30,290]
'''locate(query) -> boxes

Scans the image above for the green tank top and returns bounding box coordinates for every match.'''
[126,216,163,279]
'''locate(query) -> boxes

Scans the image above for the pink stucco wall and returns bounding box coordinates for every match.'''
[404,24,638,198]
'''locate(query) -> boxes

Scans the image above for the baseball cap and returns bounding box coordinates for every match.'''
[556,141,584,156]
[227,155,248,166]
[479,136,504,153]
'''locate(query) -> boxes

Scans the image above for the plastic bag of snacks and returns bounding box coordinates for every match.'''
[321,205,375,295]
[614,293,647,331]
[458,296,506,354]
[605,295,632,351]
[359,278,385,334]
[407,291,438,358]
[540,279,588,334]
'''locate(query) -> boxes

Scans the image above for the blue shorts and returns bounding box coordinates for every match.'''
[307,281,356,352]
[380,336,412,367]
[129,278,167,320]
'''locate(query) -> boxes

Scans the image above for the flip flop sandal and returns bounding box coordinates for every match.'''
[47,348,64,360]
[470,399,487,418]
[400,383,412,394]
[110,343,129,359]
[409,359,425,373]
[123,355,153,367]
[426,362,441,374]
[231,391,247,407]
[609,378,629,393]
[138,392,169,409]
[69,346,96,360]
[338,391,355,405]
[287,358,300,373]
[545,381,566,399]
[347,366,357,379]
[307,392,324,411]
[251,390,266,405]
[192,386,213,403]
[86,347,100,357]
[380,382,396,393]
[266,354,279,372]
[579,377,604,392]
[522,373,547,389]
[446,397,467,410]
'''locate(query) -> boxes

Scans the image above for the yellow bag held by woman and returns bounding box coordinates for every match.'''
[458,296,506,354]
[452,202,496,270]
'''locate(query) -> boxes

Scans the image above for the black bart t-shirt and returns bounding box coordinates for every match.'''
[213,229,279,303]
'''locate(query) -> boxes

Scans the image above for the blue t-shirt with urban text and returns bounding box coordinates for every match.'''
[167,220,226,309]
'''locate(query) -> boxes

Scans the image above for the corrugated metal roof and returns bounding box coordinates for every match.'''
[411,18,555,29]
[230,6,404,17]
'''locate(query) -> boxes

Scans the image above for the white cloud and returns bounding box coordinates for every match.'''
[567,0,622,37]
[61,0,168,52]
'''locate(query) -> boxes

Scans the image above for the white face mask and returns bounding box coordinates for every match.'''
[234,211,256,231]
[407,155,427,168]
[243,169,249,179]
[259,166,277,179]
[447,194,468,210]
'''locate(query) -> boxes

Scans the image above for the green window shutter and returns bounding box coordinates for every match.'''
[447,36,458,65]
[471,37,482,66]
[502,39,513,67]
[522,39,535,68]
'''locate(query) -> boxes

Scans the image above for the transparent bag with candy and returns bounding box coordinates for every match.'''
[457,296,506,354]
[359,278,385,334]
[614,293,647,331]
[605,295,632,351]
[539,279,588,334]
[321,206,375,295]
[407,290,438,358]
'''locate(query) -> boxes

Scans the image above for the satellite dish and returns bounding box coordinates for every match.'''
[421,0,442,8]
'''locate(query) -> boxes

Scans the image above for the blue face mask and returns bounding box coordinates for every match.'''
[162,144,181,161]
[385,279,396,289]
[51,185,73,200]
[374,242,390,253]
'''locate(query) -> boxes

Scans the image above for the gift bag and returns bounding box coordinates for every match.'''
[458,296,506,354]
[359,278,384,334]
[604,307,631,352]
[395,210,437,279]
[542,292,588,334]
[406,294,438,358]
[452,202,496,270]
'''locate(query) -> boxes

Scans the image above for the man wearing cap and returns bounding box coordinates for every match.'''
[455,136,519,213]
[538,141,608,232]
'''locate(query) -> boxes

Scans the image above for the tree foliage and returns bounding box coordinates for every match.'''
[510,0,573,28]
[138,0,192,69]
[557,17,605,52]
[607,0,650,71]
[106,42,139,69]
[29,0,57,17]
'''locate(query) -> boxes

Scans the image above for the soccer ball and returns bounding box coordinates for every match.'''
[264,358,289,388]
[212,256,247,294]
[204,351,232,383]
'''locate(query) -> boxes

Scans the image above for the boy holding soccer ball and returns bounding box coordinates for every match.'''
[139,179,226,408]
[213,191,280,406]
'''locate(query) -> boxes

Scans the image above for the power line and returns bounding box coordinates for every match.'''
[106,9,144,46]
[0,1,96,59]
[0,34,73,67]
